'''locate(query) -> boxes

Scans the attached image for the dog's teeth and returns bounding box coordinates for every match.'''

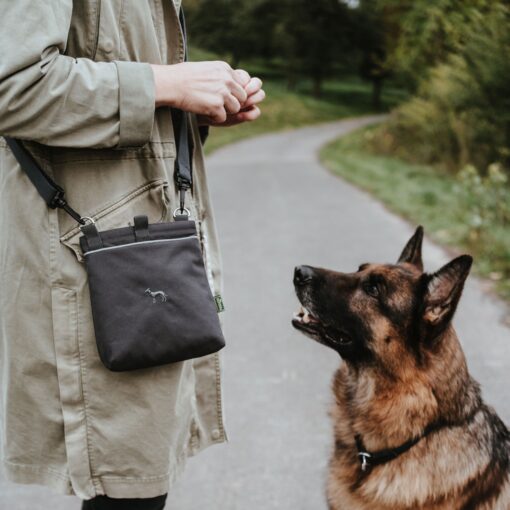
[302,313,311,324]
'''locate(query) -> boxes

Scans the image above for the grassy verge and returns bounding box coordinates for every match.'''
[189,47,407,154]
[204,79,392,154]
[320,126,510,302]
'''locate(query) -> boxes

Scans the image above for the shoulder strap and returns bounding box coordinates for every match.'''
[173,6,192,214]
[3,137,84,224]
[3,5,192,224]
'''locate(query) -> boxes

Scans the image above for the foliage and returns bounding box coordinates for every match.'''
[386,0,495,87]
[186,0,363,97]
[373,4,510,174]
[456,164,510,241]
[272,0,353,96]
[203,77,403,154]
[185,0,275,67]
[350,0,396,109]
[321,126,510,301]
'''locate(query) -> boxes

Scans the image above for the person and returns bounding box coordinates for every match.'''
[0,1,265,509]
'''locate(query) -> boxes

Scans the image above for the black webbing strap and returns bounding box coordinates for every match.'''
[3,4,192,224]
[354,418,451,473]
[173,6,192,213]
[3,137,84,224]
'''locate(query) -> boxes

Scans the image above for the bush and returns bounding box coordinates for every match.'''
[453,162,510,287]
[375,5,510,175]
[456,164,510,232]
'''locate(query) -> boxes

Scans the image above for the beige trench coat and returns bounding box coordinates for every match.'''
[0,0,227,500]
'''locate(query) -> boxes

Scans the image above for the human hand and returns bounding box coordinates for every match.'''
[151,61,250,124]
[197,76,265,127]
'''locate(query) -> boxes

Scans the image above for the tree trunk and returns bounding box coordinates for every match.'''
[372,78,383,111]
[312,75,323,99]
[287,73,297,91]
[231,53,240,69]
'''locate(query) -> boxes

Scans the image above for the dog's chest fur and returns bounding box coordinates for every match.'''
[327,358,510,510]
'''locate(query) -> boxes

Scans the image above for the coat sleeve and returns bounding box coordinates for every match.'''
[0,0,155,149]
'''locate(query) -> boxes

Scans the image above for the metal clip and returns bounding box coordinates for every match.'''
[173,207,191,219]
[79,216,95,230]
[358,452,372,472]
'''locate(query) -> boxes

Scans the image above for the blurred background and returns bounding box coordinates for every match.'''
[2,1,509,508]
[187,0,510,303]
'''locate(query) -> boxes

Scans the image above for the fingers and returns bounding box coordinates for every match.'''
[226,69,263,112]
[240,105,261,121]
[233,69,251,87]
[232,105,261,123]
[243,88,265,108]
[208,102,227,124]
[244,77,263,97]
[202,105,262,127]
[215,61,248,110]
[223,93,242,115]
[195,63,263,123]
[228,79,248,105]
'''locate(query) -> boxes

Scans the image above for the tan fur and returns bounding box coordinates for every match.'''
[293,232,509,509]
[327,326,509,510]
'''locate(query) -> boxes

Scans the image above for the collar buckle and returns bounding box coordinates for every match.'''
[358,451,372,472]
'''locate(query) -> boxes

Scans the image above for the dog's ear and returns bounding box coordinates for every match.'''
[422,255,472,335]
[397,226,424,270]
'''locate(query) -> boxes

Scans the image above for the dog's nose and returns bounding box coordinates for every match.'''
[294,265,314,286]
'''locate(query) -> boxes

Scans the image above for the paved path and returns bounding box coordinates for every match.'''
[2,117,509,509]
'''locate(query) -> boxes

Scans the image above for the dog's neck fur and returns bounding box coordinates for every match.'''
[329,326,509,510]
[333,325,482,453]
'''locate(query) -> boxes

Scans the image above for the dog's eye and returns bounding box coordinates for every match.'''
[363,282,380,298]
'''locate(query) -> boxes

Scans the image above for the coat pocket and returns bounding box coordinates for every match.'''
[60,180,173,262]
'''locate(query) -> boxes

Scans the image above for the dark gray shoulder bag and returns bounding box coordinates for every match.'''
[4,105,225,371]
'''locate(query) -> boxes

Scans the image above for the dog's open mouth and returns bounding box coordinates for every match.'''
[292,306,320,332]
[292,306,353,346]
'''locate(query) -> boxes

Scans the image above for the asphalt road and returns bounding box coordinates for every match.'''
[1,117,509,509]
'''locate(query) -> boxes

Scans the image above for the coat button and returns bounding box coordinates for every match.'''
[103,39,114,53]
[211,429,221,440]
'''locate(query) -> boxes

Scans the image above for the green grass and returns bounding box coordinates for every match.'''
[188,46,407,154]
[320,126,510,302]
[204,78,404,154]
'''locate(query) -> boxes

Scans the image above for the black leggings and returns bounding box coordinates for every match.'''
[81,494,168,510]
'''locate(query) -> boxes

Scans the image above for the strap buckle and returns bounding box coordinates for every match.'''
[358,452,372,472]
[173,207,191,220]
[173,186,191,219]
[79,216,95,229]
[48,187,66,209]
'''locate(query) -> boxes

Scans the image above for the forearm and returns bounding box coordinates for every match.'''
[0,1,155,149]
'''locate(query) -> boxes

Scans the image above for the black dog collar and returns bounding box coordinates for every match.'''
[354,420,446,472]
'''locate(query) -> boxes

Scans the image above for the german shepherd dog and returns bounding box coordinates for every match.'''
[292,227,509,509]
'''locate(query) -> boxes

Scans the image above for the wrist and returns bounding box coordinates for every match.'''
[150,64,181,108]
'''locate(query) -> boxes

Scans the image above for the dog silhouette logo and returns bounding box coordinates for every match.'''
[144,288,168,304]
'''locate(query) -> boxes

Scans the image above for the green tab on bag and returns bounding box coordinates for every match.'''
[214,294,225,313]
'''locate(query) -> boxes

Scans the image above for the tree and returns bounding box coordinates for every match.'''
[353,0,395,110]
[384,0,497,88]
[186,0,276,67]
[274,0,353,97]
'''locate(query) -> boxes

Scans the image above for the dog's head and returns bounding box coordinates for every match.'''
[292,227,472,368]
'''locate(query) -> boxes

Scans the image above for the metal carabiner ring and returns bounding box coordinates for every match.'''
[173,207,191,219]
[79,216,96,226]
